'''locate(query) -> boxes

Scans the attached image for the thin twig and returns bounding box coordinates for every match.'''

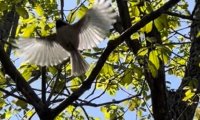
[0,88,28,103]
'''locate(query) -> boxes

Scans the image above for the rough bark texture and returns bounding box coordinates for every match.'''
[167,0,200,119]
[145,26,169,120]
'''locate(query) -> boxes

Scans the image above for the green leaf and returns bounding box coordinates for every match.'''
[22,24,36,37]
[35,4,44,16]
[108,52,119,63]
[149,50,160,69]
[48,67,58,75]
[16,7,29,19]
[25,110,34,118]
[183,89,195,101]
[0,98,5,108]
[154,14,168,31]
[137,110,142,118]
[0,71,5,84]
[131,6,140,17]
[77,5,88,19]
[100,63,114,77]
[70,78,81,92]
[5,111,11,119]
[137,47,148,56]
[156,46,171,64]
[15,99,27,109]
[132,64,142,78]
[148,61,158,78]
[121,69,132,86]
[0,2,7,11]
[67,10,76,23]
[14,0,23,3]
[196,31,200,38]
[66,105,75,114]
[19,63,38,80]
[140,21,153,33]
[101,107,110,119]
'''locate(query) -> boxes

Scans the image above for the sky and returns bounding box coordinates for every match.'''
[10,0,195,120]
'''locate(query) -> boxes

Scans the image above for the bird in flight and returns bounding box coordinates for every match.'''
[16,0,117,76]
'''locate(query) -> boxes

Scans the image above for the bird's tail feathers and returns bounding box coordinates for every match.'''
[70,50,89,76]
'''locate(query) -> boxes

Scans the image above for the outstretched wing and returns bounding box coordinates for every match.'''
[73,0,117,50]
[16,34,69,66]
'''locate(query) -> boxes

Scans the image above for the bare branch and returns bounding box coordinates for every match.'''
[0,88,28,103]
[164,11,193,20]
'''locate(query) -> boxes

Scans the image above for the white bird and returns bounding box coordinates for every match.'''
[16,0,117,76]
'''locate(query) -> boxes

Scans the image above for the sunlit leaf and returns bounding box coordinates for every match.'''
[154,15,168,31]
[35,4,44,16]
[137,47,148,56]
[100,107,110,119]
[5,111,11,119]
[137,110,142,118]
[148,61,158,78]
[66,105,75,114]
[22,24,36,37]
[140,21,153,33]
[156,45,171,64]
[70,78,82,92]
[100,63,114,77]
[67,11,76,23]
[108,52,119,63]
[183,89,195,101]
[129,98,141,111]
[26,110,34,118]
[121,69,132,86]
[149,50,160,69]
[48,67,58,75]
[18,63,38,80]
[77,5,88,19]
[131,6,140,17]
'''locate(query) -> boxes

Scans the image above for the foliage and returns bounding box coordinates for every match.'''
[0,0,197,119]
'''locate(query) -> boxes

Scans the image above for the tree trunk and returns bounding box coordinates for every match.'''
[167,0,200,119]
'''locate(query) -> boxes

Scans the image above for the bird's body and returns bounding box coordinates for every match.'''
[16,0,117,76]
[56,22,79,51]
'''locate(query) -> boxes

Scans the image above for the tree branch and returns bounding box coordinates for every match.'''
[0,88,28,103]
[0,45,45,114]
[51,0,181,117]
[115,0,141,54]
[164,11,193,20]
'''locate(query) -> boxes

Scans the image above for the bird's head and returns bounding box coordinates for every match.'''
[56,19,68,29]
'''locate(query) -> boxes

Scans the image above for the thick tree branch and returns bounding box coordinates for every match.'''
[51,0,181,117]
[115,0,141,54]
[0,45,46,114]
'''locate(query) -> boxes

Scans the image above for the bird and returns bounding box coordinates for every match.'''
[16,0,117,76]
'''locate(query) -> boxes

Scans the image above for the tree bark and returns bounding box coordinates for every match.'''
[167,0,200,119]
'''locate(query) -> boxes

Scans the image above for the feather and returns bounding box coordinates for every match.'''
[16,38,69,66]
[73,0,117,50]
